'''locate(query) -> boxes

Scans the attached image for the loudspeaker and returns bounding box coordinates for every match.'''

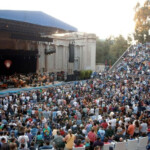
[69,44,74,62]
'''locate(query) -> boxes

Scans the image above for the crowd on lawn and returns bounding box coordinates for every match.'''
[0,43,150,150]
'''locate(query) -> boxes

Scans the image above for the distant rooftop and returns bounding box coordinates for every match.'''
[0,10,77,32]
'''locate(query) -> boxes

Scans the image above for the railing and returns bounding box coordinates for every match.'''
[108,45,133,72]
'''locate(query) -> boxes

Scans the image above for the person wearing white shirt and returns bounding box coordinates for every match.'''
[3,104,8,111]
[110,116,116,130]
[89,108,94,116]
[140,120,148,135]
[125,115,130,125]
[73,101,78,107]
[133,104,138,114]
[57,110,62,116]
[18,133,29,148]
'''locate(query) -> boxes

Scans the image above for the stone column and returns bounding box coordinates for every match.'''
[38,42,45,73]
[64,46,68,72]
[45,54,48,72]
[45,44,49,72]
[55,45,58,72]
[36,55,39,73]
[87,38,96,71]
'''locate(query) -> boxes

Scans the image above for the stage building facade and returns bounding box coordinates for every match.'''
[0,10,96,75]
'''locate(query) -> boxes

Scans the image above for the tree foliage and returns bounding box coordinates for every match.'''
[96,35,128,65]
[134,0,150,43]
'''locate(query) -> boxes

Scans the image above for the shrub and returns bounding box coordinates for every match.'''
[80,70,92,79]
[80,70,85,80]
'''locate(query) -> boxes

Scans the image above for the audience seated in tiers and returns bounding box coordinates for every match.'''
[0,43,149,150]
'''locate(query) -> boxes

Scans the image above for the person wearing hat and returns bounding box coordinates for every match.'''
[63,129,76,150]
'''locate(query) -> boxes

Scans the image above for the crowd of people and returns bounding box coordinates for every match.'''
[0,43,150,150]
[0,73,55,89]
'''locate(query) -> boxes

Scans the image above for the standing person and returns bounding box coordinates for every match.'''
[1,137,10,150]
[39,141,53,150]
[134,120,141,138]
[42,123,52,141]
[140,120,148,136]
[53,131,65,150]
[127,121,135,139]
[100,120,108,130]
[97,127,105,141]
[109,116,116,130]
[18,132,29,149]
[64,129,76,150]
[25,129,33,146]
[88,129,97,150]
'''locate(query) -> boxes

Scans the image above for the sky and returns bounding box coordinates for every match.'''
[0,0,146,39]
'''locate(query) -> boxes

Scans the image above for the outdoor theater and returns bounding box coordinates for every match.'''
[0,1,150,149]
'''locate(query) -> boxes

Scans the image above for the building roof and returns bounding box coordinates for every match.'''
[0,10,77,32]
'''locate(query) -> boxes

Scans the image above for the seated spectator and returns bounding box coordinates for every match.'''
[1,137,10,150]
[75,139,84,147]
[39,141,53,150]
[93,137,104,150]
[84,137,90,150]
[119,137,124,142]
[94,145,101,150]
[29,142,35,150]
[19,144,29,150]
[104,137,110,144]
[9,142,17,150]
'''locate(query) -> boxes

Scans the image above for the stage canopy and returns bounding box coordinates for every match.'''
[0,10,77,42]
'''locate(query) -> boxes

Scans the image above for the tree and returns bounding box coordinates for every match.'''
[134,0,150,43]
[127,34,133,45]
[96,37,113,64]
[96,35,128,65]
[109,35,128,64]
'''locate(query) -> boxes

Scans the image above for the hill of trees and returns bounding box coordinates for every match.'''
[134,0,150,43]
[96,0,149,65]
[96,35,128,65]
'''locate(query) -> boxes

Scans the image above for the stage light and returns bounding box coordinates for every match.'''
[4,60,12,69]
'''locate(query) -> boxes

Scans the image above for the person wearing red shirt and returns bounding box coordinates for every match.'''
[75,139,84,148]
[127,121,135,138]
[100,120,108,129]
[88,129,97,150]
[59,128,65,136]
